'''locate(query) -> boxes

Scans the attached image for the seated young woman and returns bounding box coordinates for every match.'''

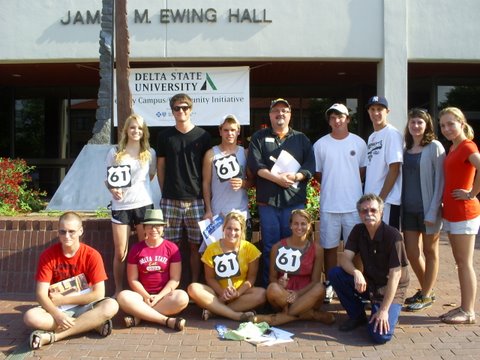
[188,211,266,321]
[255,209,335,326]
[116,209,189,331]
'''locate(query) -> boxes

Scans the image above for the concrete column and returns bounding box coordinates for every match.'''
[377,0,408,131]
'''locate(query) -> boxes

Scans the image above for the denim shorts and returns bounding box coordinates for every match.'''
[442,216,480,235]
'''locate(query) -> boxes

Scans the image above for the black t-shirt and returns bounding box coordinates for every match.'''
[346,222,410,303]
[156,126,211,200]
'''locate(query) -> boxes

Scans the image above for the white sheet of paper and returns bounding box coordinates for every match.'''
[270,150,301,188]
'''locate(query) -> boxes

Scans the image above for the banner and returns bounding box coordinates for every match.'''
[114,66,250,126]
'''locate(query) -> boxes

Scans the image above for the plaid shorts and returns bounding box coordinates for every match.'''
[160,198,204,244]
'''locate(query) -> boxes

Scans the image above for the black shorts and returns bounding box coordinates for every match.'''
[401,211,426,232]
[111,204,153,226]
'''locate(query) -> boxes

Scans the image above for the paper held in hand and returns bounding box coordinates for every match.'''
[49,273,92,311]
[270,150,301,188]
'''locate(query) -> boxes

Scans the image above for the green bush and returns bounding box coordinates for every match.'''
[0,157,47,215]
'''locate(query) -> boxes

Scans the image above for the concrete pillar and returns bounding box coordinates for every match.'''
[377,0,408,131]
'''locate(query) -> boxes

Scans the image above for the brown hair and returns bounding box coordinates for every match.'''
[404,108,437,149]
[289,209,313,240]
[169,93,193,109]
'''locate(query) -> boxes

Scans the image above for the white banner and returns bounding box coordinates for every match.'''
[114,66,250,126]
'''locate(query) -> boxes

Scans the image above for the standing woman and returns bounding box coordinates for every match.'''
[105,114,156,297]
[255,209,335,326]
[438,107,480,324]
[187,212,266,321]
[117,209,188,331]
[402,109,445,311]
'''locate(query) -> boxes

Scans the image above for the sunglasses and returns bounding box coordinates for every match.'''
[58,229,81,236]
[172,105,191,112]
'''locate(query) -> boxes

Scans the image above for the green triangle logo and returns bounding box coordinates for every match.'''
[200,73,217,91]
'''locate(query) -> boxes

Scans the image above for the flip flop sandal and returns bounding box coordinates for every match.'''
[29,330,55,350]
[166,317,186,331]
[97,319,113,337]
[124,315,138,328]
[440,306,461,320]
[239,310,257,323]
[201,309,211,321]
[441,307,476,325]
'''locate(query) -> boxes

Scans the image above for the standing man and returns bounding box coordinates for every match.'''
[24,212,119,350]
[203,114,251,221]
[364,96,403,229]
[328,194,410,344]
[247,98,315,286]
[156,93,211,283]
[313,103,367,303]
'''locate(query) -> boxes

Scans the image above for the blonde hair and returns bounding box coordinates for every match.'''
[115,114,152,164]
[223,211,247,242]
[439,107,475,140]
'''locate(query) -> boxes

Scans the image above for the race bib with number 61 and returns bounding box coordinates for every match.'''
[213,154,241,182]
[212,252,240,279]
[274,246,303,274]
[107,165,132,188]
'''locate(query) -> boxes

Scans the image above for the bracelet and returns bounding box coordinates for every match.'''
[468,191,475,200]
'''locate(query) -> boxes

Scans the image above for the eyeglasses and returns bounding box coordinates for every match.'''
[58,229,81,236]
[270,108,291,114]
[172,105,191,112]
[360,208,379,215]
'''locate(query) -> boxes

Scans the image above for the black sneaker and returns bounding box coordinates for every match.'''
[405,295,434,312]
[405,290,436,304]
[339,316,368,332]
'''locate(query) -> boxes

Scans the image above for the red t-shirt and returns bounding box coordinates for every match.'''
[443,139,480,221]
[127,240,181,294]
[36,242,107,286]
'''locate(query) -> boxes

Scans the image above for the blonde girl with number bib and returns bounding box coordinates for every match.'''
[105,114,156,297]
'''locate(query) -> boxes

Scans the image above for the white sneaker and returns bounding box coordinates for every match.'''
[324,284,335,304]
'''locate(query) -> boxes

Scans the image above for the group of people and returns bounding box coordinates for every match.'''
[24,93,479,349]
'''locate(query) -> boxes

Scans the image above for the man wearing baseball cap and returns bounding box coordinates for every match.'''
[313,103,367,303]
[364,96,403,229]
[247,98,315,286]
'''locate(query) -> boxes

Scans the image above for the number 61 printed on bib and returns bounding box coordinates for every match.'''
[107,165,132,188]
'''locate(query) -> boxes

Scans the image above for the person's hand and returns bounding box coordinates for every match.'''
[452,188,473,201]
[220,286,239,302]
[110,188,123,201]
[278,275,288,289]
[229,177,244,191]
[369,308,390,335]
[286,290,297,304]
[203,210,213,221]
[276,173,295,188]
[53,311,75,331]
[49,291,65,306]
[424,220,434,227]
[353,270,367,293]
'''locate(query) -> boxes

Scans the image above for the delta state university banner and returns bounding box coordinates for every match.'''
[114,66,250,126]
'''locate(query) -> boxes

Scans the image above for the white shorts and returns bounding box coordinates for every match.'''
[442,216,480,235]
[319,211,360,249]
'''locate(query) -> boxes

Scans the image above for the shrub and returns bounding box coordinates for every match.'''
[0,157,47,215]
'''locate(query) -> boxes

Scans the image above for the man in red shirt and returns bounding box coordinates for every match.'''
[23,212,119,350]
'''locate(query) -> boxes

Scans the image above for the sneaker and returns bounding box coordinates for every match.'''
[405,295,433,312]
[324,283,335,304]
[405,289,436,304]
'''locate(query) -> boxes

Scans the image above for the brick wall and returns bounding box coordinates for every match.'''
[0,218,116,295]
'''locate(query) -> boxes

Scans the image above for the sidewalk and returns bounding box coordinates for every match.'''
[1,232,479,360]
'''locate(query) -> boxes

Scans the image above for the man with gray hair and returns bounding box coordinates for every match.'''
[328,194,409,344]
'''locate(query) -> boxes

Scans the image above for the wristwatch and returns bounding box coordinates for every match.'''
[467,192,475,200]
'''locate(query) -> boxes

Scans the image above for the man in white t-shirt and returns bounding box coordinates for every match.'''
[313,103,367,303]
[364,96,403,229]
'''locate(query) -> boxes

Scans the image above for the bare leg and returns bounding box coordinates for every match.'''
[112,223,131,297]
[449,233,477,313]
[24,299,119,347]
[134,224,146,242]
[187,283,262,321]
[323,247,338,281]
[117,290,188,326]
[422,232,440,296]
[404,230,426,290]
[189,243,201,283]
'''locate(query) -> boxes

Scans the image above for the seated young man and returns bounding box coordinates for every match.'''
[23,211,119,350]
